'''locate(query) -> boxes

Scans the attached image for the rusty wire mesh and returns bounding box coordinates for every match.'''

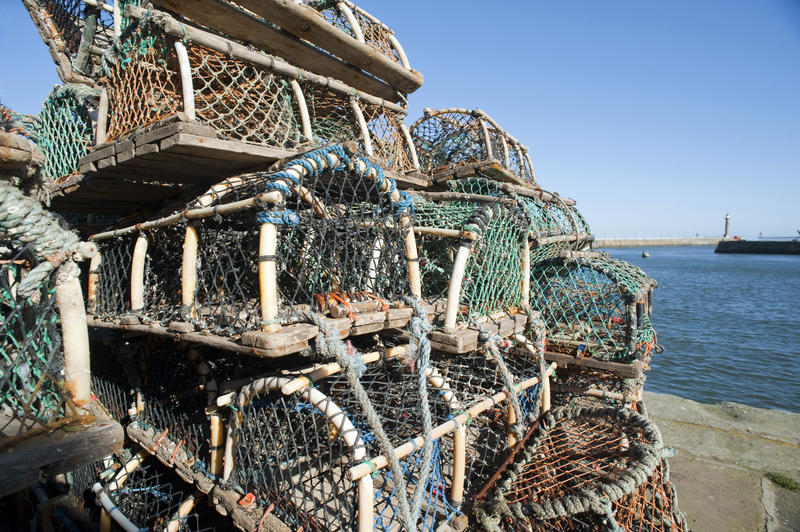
[103,19,182,141]
[362,103,415,172]
[551,366,643,411]
[188,44,305,148]
[473,406,664,531]
[433,346,543,500]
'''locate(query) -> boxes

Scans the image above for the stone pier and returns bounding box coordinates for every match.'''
[644,391,800,531]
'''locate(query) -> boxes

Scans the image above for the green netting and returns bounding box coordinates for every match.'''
[0,249,65,431]
[27,85,96,181]
[530,255,657,362]
[448,177,593,263]
[414,199,529,323]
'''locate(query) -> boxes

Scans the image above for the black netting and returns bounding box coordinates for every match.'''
[142,225,185,325]
[93,235,134,318]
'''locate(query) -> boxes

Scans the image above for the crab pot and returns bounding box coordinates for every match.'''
[88,147,418,343]
[94,453,225,531]
[473,406,668,531]
[21,0,115,82]
[432,343,545,499]
[101,13,416,172]
[0,246,73,442]
[413,198,530,329]
[225,357,459,531]
[410,108,535,184]
[27,85,96,182]
[443,177,593,264]
[530,254,658,363]
[551,365,645,412]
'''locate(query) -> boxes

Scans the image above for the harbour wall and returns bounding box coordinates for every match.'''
[715,240,800,254]
[592,237,721,248]
[644,391,800,531]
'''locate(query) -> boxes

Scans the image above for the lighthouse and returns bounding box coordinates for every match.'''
[723,214,731,239]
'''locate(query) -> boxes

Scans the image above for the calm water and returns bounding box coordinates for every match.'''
[599,246,800,413]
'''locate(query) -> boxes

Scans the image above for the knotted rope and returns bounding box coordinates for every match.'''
[296,310,416,531]
[403,297,435,526]
[0,180,95,295]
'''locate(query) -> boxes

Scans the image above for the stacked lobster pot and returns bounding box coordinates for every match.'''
[4,1,687,531]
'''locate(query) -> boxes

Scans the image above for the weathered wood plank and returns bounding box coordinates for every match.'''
[543,351,643,379]
[151,0,401,101]
[0,406,124,498]
[230,0,423,92]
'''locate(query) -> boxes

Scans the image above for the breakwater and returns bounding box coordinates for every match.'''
[592,237,721,248]
[715,239,800,254]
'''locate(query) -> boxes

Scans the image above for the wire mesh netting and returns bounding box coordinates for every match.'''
[414,199,529,324]
[473,406,666,531]
[128,337,214,473]
[100,455,222,531]
[91,234,135,319]
[530,255,657,362]
[90,335,135,424]
[410,109,535,184]
[362,103,415,173]
[613,458,687,531]
[302,82,361,146]
[551,366,643,411]
[188,43,305,149]
[446,177,593,263]
[433,345,543,500]
[103,18,182,141]
[228,354,457,532]
[0,246,73,442]
[26,85,95,182]
[34,0,114,69]
[298,0,404,65]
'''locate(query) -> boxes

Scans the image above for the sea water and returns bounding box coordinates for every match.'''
[598,246,800,413]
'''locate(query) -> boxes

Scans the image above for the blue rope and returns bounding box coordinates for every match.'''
[257,209,300,225]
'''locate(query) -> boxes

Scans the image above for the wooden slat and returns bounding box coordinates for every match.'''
[0,405,124,498]
[151,0,401,101]
[230,0,423,93]
[543,350,643,379]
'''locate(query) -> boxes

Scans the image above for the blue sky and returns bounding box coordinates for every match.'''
[2,0,798,238]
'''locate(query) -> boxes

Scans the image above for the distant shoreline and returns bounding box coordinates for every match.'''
[592,237,721,248]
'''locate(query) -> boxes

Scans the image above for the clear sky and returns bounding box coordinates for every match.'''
[1,0,798,238]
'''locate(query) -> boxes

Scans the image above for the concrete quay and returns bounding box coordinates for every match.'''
[643,391,800,531]
[592,237,721,248]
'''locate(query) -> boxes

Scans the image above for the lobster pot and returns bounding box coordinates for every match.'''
[23,0,115,81]
[410,108,535,184]
[228,358,456,531]
[96,454,223,532]
[474,406,666,531]
[414,198,529,327]
[551,365,644,412]
[29,85,95,181]
[0,246,71,443]
[102,16,416,172]
[433,345,543,499]
[445,177,593,263]
[530,254,657,363]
